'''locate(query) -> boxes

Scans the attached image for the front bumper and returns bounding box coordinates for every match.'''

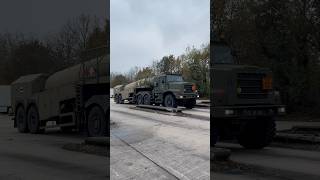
[174,93,197,99]
[213,105,286,118]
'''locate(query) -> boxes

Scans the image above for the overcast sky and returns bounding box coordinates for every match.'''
[111,0,209,73]
[0,0,108,38]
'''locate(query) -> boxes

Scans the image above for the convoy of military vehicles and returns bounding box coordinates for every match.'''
[211,40,285,149]
[11,56,109,137]
[113,74,198,109]
[4,36,285,149]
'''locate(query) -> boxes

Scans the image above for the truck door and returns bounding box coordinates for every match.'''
[154,76,165,102]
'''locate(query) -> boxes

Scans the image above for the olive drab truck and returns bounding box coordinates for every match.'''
[211,41,285,149]
[11,55,109,137]
[114,74,198,109]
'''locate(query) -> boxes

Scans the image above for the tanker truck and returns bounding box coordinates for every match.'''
[11,56,109,137]
[114,74,198,109]
[211,40,285,149]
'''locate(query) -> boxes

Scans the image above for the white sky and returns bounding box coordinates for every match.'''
[111,0,209,73]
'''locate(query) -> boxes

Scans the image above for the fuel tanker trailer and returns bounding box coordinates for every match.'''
[114,74,198,109]
[11,56,109,136]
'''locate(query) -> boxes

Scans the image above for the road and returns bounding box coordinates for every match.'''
[214,119,320,180]
[110,101,210,180]
[0,114,108,180]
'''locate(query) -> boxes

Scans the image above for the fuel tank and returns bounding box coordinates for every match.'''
[45,56,108,89]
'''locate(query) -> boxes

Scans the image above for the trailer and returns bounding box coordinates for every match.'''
[11,56,109,136]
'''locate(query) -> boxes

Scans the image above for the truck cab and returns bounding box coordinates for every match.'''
[150,74,197,108]
[211,41,285,149]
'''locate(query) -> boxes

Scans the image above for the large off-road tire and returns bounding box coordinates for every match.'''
[115,95,119,103]
[164,94,177,108]
[27,105,43,134]
[212,126,219,147]
[136,93,143,105]
[119,95,124,104]
[184,99,196,109]
[143,92,151,105]
[87,106,107,137]
[16,106,28,133]
[237,117,276,149]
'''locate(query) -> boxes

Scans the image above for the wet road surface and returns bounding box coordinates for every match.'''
[0,114,107,180]
[110,101,210,180]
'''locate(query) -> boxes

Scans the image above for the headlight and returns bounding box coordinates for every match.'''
[179,96,184,99]
[225,110,234,115]
[278,107,286,113]
[274,91,280,96]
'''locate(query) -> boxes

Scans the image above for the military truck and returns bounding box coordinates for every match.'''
[11,56,109,137]
[114,74,198,109]
[211,41,285,149]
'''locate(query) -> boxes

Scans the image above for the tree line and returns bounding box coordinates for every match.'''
[212,0,320,114]
[0,14,109,85]
[111,44,210,98]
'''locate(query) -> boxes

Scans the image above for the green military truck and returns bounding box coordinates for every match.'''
[211,41,285,149]
[114,74,198,109]
[11,56,109,137]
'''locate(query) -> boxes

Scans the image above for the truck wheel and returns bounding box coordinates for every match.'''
[185,99,196,109]
[119,95,124,104]
[16,106,28,133]
[238,118,276,149]
[212,126,219,147]
[87,106,107,137]
[136,93,143,105]
[143,92,151,105]
[115,95,119,103]
[164,94,177,108]
[27,105,43,134]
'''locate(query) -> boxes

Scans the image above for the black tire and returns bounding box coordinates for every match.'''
[119,95,124,104]
[16,106,28,133]
[27,105,43,134]
[87,106,107,137]
[237,118,276,149]
[143,92,151,105]
[136,93,143,105]
[164,94,177,108]
[115,95,119,103]
[185,99,196,109]
[212,126,219,147]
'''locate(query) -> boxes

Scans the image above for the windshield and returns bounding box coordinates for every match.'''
[166,75,183,82]
[213,44,235,64]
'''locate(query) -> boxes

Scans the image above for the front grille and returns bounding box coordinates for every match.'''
[184,85,193,93]
[237,73,268,99]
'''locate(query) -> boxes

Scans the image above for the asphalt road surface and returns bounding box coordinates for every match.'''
[0,114,108,180]
[110,101,210,180]
[214,142,320,180]
[110,100,320,180]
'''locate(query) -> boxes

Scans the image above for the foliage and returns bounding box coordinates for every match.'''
[0,14,109,85]
[213,0,320,113]
[111,44,210,97]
